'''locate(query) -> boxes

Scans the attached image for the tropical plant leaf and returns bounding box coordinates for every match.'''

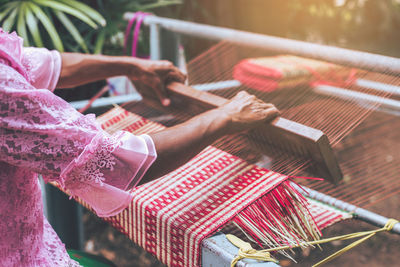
[54,10,88,53]
[2,7,17,31]
[1,1,19,9]
[0,2,18,23]
[0,0,182,54]
[25,3,43,47]
[33,0,98,29]
[29,3,64,51]
[17,2,29,46]
[58,0,106,27]
[94,30,106,54]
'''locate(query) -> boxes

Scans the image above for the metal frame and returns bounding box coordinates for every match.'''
[124,13,400,75]
[202,234,279,267]
[292,183,400,234]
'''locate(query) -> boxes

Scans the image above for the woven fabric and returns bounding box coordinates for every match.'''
[72,106,350,267]
[233,55,352,92]
[306,198,352,229]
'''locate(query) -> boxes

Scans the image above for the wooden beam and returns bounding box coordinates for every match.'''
[138,82,343,183]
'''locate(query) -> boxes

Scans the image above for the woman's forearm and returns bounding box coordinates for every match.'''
[57,53,185,105]
[140,91,280,184]
[141,109,230,184]
[57,52,143,88]
[57,53,279,185]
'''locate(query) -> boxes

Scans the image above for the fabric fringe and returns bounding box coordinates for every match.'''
[233,180,321,259]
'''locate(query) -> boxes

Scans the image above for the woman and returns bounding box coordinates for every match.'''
[0,29,279,266]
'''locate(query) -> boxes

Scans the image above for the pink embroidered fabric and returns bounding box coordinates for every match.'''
[0,29,157,266]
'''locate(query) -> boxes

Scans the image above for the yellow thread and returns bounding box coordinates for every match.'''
[226,234,279,267]
[227,219,398,267]
[312,218,398,267]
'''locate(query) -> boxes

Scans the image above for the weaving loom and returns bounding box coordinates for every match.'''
[123,13,400,209]
[68,106,349,267]
[59,13,400,267]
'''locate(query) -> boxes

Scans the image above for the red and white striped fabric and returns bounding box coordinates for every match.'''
[306,198,351,229]
[233,55,353,92]
[70,106,350,267]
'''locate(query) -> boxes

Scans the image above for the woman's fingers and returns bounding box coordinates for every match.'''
[251,106,280,122]
[152,77,171,106]
[159,72,186,106]
[140,75,170,107]
[130,59,187,106]
[165,71,186,85]
[261,107,280,120]
[157,60,186,83]
[251,102,274,109]
[236,90,250,97]
[156,64,186,106]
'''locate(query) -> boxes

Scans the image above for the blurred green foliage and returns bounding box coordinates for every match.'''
[0,0,105,52]
[0,0,182,54]
[77,0,182,55]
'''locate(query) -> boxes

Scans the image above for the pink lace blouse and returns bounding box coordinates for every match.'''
[0,30,157,266]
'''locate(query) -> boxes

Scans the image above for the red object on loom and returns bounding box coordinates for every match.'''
[233,55,353,92]
[58,106,349,267]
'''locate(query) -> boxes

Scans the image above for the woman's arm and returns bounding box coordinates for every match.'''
[141,91,279,184]
[58,52,185,106]
[7,43,277,216]
[58,54,280,184]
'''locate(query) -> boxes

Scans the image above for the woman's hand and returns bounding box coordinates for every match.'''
[127,59,186,106]
[58,53,185,104]
[217,91,280,134]
[142,90,279,182]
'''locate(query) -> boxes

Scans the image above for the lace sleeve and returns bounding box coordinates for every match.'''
[22,47,61,91]
[0,63,156,217]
